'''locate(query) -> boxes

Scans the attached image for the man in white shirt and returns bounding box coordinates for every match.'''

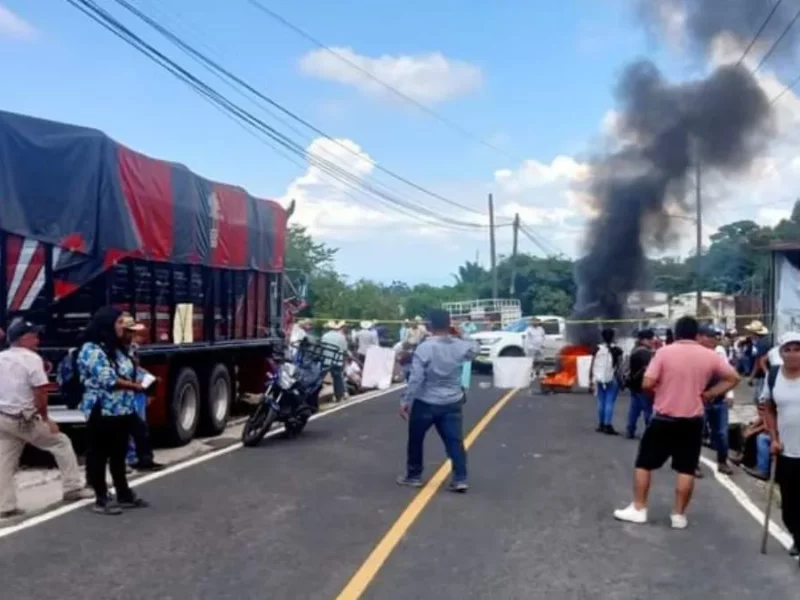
[321,321,348,402]
[0,319,89,519]
[354,321,379,364]
[523,318,546,378]
[760,330,800,558]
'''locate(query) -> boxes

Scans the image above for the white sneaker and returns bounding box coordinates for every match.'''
[613,503,648,524]
[670,514,688,530]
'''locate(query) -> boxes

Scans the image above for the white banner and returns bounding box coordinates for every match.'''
[775,255,800,340]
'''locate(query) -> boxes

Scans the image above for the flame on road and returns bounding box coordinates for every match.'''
[541,344,592,389]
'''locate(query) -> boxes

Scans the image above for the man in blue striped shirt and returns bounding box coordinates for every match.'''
[397,310,478,493]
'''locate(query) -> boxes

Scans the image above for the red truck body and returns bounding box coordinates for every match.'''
[0,110,288,444]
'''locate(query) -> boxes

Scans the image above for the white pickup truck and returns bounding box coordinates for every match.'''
[470,315,566,368]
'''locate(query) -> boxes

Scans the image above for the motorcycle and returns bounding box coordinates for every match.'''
[241,339,344,447]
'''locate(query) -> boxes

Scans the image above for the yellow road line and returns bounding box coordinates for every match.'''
[335,388,519,600]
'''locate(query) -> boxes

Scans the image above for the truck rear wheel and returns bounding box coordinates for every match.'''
[201,363,232,436]
[168,367,201,446]
[499,346,525,357]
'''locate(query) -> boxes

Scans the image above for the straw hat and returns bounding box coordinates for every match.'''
[297,318,312,328]
[414,315,423,323]
[325,320,344,330]
[744,320,769,335]
[360,320,374,329]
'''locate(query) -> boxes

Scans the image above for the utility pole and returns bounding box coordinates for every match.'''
[510,213,520,295]
[694,142,703,317]
[488,193,498,298]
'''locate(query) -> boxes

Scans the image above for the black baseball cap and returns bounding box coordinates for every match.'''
[637,328,655,340]
[6,318,45,343]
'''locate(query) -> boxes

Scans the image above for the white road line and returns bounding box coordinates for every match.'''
[0,385,404,540]
[698,455,793,551]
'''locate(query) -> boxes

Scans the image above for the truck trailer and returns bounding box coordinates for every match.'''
[0,110,288,445]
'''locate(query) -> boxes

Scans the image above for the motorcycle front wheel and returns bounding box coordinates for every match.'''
[241,402,279,447]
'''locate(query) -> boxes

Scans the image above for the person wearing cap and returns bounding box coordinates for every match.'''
[624,329,656,440]
[746,320,771,403]
[397,309,478,493]
[614,316,739,530]
[354,321,379,365]
[697,325,735,476]
[0,319,90,519]
[321,321,348,402]
[760,330,800,558]
[120,314,164,472]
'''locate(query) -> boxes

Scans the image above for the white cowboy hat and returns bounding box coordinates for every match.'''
[325,320,344,330]
[297,318,312,328]
[360,320,374,329]
[414,315,423,323]
[744,320,769,335]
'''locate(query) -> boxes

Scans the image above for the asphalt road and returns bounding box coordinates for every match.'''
[0,380,797,599]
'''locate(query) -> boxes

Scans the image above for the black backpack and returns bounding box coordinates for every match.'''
[59,348,84,410]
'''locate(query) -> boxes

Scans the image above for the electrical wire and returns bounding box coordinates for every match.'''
[752,4,800,74]
[245,0,521,164]
[113,0,492,219]
[738,0,784,65]
[65,0,493,232]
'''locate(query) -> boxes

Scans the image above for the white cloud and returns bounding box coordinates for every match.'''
[0,4,36,40]
[299,47,483,105]
[280,137,486,240]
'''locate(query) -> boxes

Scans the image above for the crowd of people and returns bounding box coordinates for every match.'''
[0,307,164,519]
[596,315,800,565]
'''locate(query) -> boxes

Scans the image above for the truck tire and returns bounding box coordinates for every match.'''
[168,367,201,446]
[201,363,232,436]
[499,346,525,357]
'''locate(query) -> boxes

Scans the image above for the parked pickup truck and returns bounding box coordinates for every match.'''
[470,315,566,367]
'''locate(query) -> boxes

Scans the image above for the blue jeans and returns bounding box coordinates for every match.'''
[704,401,729,464]
[626,391,652,437]
[596,380,619,426]
[756,432,772,476]
[330,366,345,401]
[406,400,467,483]
[126,391,148,464]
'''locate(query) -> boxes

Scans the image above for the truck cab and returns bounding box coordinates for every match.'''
[470,315,566,367]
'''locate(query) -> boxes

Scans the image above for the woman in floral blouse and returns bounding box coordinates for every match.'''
[77,307,149,515]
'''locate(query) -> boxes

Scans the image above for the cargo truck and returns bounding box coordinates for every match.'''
[0,110,289,445]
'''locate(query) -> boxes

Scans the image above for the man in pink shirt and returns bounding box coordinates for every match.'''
[614,316,739,529]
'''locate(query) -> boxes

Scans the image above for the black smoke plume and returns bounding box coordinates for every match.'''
[569,1,787,345]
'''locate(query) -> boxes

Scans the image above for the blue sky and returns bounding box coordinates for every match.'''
[2,0,798,284]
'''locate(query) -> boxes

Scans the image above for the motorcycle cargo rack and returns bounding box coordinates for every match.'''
[292,339,345,368]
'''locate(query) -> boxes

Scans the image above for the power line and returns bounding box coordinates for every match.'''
[114,0,491,220]
[769,69,800,105]
[65,0,492,232]
[738,0,784,65]
[752,4,800,73]
[245,0,520,163]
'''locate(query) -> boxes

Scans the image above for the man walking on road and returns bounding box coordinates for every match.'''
[0,319,90,519]
[614,316,739,529]
[624,329,655,440]
[760,331,800,558]
[397,310,477,493]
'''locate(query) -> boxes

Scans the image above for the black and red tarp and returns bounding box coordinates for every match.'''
[0,110,287,302]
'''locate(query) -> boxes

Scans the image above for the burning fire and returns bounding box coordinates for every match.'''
[541,344,592,390]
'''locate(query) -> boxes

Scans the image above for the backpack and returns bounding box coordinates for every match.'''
[59,348,84,410]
